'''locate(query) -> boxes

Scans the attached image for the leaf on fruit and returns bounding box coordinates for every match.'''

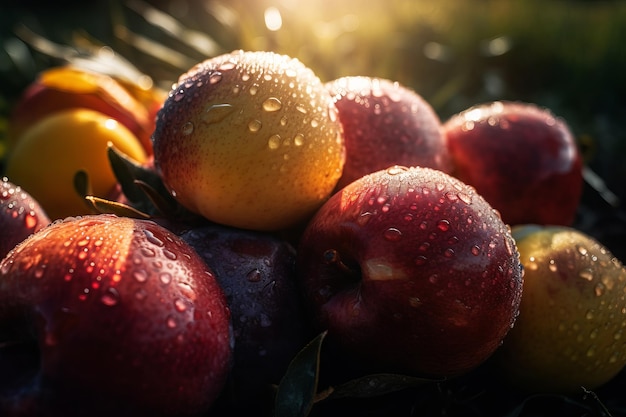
[274,331,327,417]
[328,373,444,400]
[84,195,151,219]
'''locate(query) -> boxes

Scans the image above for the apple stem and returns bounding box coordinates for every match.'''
[323,249,357,276]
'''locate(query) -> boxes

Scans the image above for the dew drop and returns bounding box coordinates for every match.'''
[409,297,422,308]
[444,248,455,258]
[135,288,147,301]
[415,256,427,266]
[595,282,606,296]
[163,249,177,260]
[386,166,407,175]
[181,121,194,136]
[160,272,172,285]
[167,316,178,328]
[268,134,281,150]
[34,265,46,279]
[249,84,258,95]
[471,245,481,256]
[101,287,120,307]
[209,72,222,84]
[548,259,558,272]
[133,270,148,282]
[383,227,402,241]
[144,230,164,247]
[203,104,234,124]
[294,133,304,146]
[24,213,38,229]
[296,104,307,114]
[248,119,262,132]
[141,247,156,258]
[262,97,282,112]
[246,269,262,282]
[579,268,594,281]
[437,219,450,231]
[174,298,187,312]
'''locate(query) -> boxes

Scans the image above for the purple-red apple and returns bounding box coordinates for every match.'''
[296,165,523,377]
[442,101,583,226]
[326,76,451,190]
[0,177,51,260]
[496,225,626,393]
[0,214,232,417]
[152,50,345,231]
[180,223,311,411]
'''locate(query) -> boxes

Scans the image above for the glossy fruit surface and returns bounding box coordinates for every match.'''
[5,108,147,220]
[0,177,51,259]
[7,66,156,155]
[0,214,232,416]
[180,223,310,412]
[496,225,626,393]
[152,50,345,231]
[443,101,583,226]
[327,76,451,190]
[297,165,523,377]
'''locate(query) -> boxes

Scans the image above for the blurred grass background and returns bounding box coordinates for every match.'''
[0,0,625,259]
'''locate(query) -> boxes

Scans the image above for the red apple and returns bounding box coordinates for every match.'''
[0,214,232,416]
[442,101,583,226]
[180,223,311,412]
[296,165,523,377]
[0,177,51,260]
[326,76,452,190]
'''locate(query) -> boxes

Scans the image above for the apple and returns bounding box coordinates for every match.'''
[296,165,523,377]
[7,65,157,155]
[4,108,148,220]
[326,76,452,190]
[0,177,51,260]
[0,214,232,416]
[495,225,626,393]
[442,101,583,226]
[152,50,346,231]
[179,223,311,412]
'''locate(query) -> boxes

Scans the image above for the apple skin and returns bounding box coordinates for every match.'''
[0,214,232,417]
[7,66,156,155]
[296,165,523,377]
[179,223,311,412]
[326,76,452,190]
[495,225,626,393]
[442,101,583,226]
[0,177,51,260]
[152,50,345,231]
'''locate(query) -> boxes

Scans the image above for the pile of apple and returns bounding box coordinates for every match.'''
[1,50,625,417]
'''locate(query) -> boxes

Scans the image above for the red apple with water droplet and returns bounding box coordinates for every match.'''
[180,223,311,412]
[0,214,232,417]
[326,76,452,190]
[0,177,51,260]
[296,166,523,377]
[443,101,583,226]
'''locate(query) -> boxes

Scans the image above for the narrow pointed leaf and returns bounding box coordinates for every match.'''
[328,373,443,399]
[274,331,327,417]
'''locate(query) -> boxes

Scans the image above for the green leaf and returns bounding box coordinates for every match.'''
[84,196,151,219]
[329,373,443,400]
[274,331,327,417]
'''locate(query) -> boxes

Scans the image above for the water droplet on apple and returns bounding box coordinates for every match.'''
[135,288,147,301]
[383,227,402,241]
[386,166,407,175]
[246,269,262,282]
[268,134,281,150]
[263,97,282,112]
[249,84,259,95]
[174,298,187,312]
[248,119,262,132]
[181,121,194,136]
[409,297,422,308]
[141,247,156,258]
[173,90,184,102]
[101,287,120,306]
[579,268,594,281]
[163,249,177,260]
[296,104,307,114]
[294,133,305,146]
[595,282,606,296]
[160,272,172,285]
[203,103,234,124]
[436,219,450,231]
[133,269,148,282]
[548,259,558,272]
[209,72,222,84]
[444,248,455,258]
[415,256,427,266]
[144,229,164,247]
[24,212,38,229]
[34,265,46,279]
[167,316,178,328]
[471,245,481,256]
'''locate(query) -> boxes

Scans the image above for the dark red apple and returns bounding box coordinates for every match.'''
[442,101,583,226]
[0,214,232,417]
[326,76,451,190]
[296,165,523,377]
[179,223,311,412]
[0,177,51,260]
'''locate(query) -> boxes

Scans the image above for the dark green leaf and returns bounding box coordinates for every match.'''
[329,373,443,399]
[274,331,327,417]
